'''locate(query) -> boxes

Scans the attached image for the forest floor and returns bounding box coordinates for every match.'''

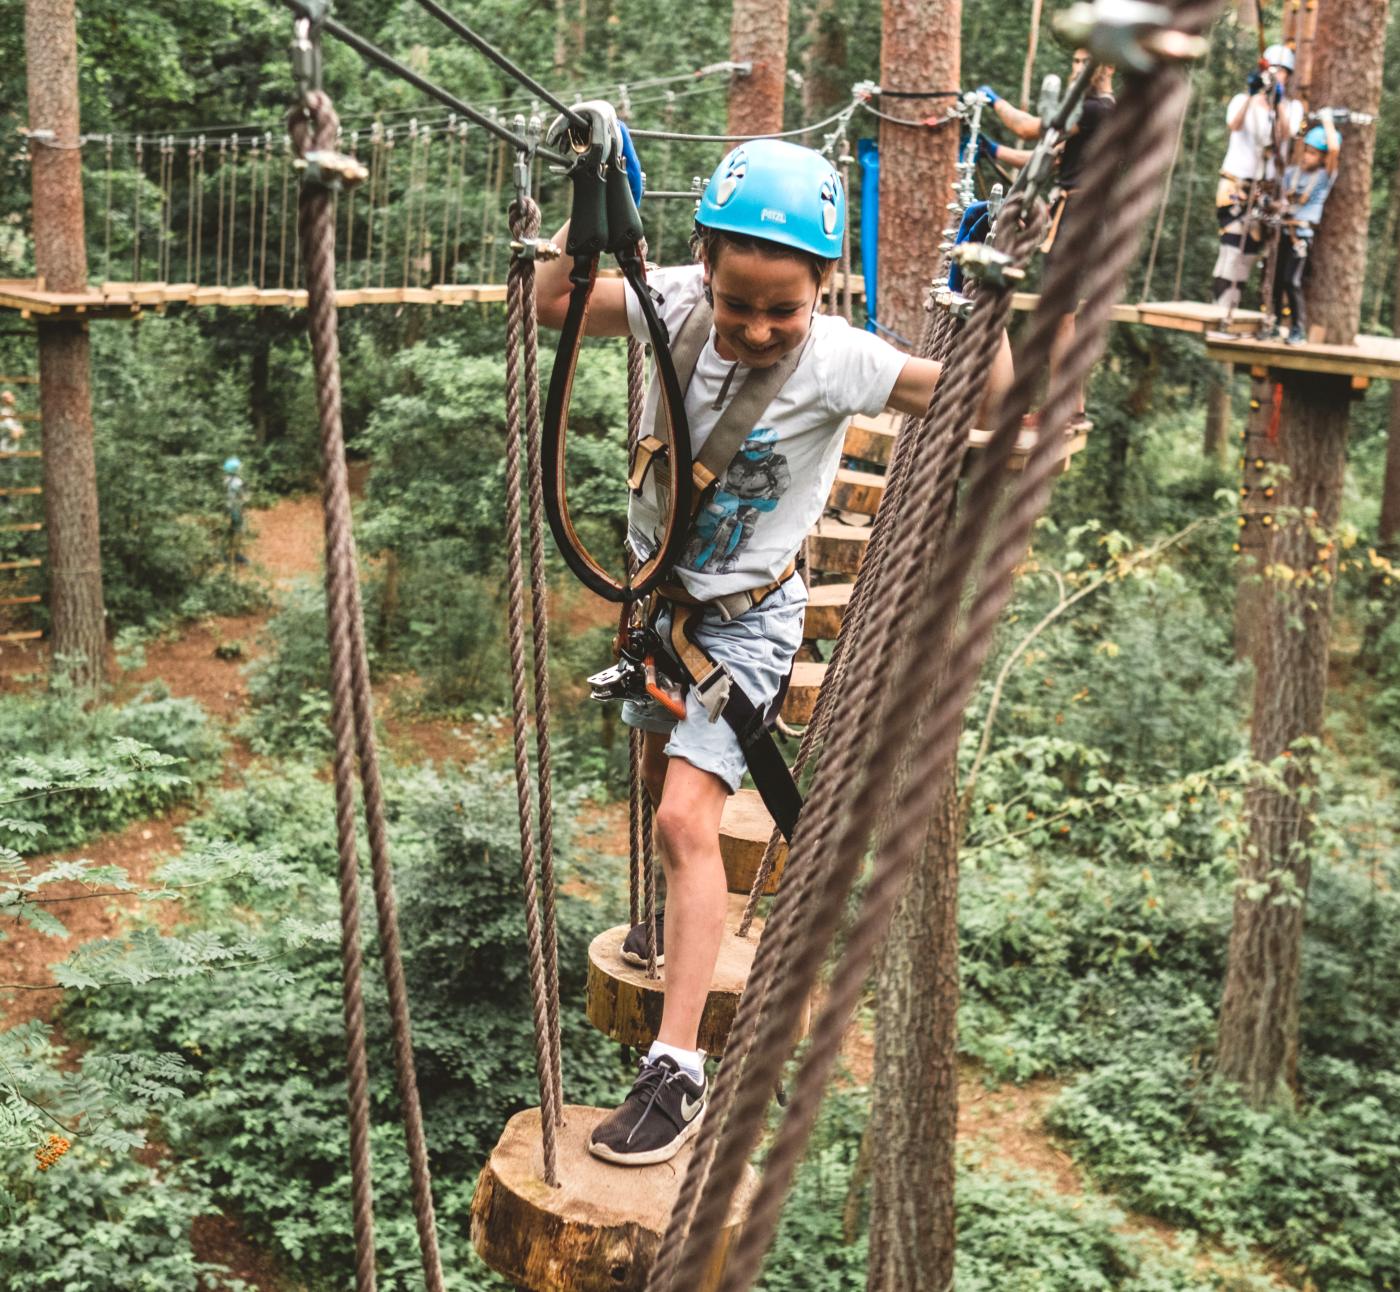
[1,492,1278,1290]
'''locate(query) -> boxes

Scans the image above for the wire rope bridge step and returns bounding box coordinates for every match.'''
[471,1104,756,1292]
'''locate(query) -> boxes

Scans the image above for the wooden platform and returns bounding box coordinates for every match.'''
[1204,331,1400,382]
[780,660,825,727]
[807,517,871,575]
[471,1105,754,1292]
[803,582,852,641]
[0,278,509,319]
[1010,293,1267,336]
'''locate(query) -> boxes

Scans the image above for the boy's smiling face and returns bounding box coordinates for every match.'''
[702,244,820,369]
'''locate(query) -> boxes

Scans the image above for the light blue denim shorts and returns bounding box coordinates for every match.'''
[622,576,807,793]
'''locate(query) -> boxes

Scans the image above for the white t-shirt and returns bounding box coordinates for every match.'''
[1221,93,1304,181]
[623,264,908,601]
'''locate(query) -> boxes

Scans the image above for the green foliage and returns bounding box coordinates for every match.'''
[63,761,621,1290]
[0,686,219,855]
[240,579,336,757]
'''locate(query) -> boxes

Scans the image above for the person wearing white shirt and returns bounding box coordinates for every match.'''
[1211,44,1306,312]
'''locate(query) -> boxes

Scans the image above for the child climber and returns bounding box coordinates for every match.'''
[536,129,986,1165]
[1274,115,1340,345]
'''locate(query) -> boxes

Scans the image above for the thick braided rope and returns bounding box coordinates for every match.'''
[715,56,1201,1292]
[651,221,1033,1289]
[736,279,957,937]
[505,215,562,1184]
[651,210,1035,1291]
[514,197,564,1125]
[293,92,447,1292]
[291,97,379,1292]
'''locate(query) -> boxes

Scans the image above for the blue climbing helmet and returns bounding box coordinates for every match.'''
[740,427,780,460]
[1303,124,1331,152]
[696,139,845,261]
[223,456,242,474]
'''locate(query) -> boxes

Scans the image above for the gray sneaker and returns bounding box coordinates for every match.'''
[588,1055,706,1166]
[620,911,664,968]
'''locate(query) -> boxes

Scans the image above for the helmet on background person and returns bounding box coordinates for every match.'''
[1303,124,1332,152]
[1262,43,1296,71]
[696,139,845,261]
[223,456,242,474]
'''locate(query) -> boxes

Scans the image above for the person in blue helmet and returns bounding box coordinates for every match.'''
[222,456,247,566]
[1274,114,1340,344]
[537,128,1002,1166]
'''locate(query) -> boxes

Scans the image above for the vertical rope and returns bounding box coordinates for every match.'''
[401,120,419,289]
[194,138,207,286]
[214,138,227,286]
[625,335,647,930]
[503,202,563,1184]
[416,126,434,286]
[259,133,273,289]
[839,152,854,322]
[226,135,240,289]
[516,197,565,1126]
[1172,70,1208,300]
[185,140,197,285]
[246,134,260,286]
[477,122,499,284]
[343,130,358,286]
[379,129,395,289]
[132,136,144,282]
[292,89,446,1292]
[103,135,113,283]
[449,122,470,284]
[437,117,457,284]
[277,136,291,291]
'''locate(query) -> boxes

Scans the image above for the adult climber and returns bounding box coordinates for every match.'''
[1210,43,1306,313]
[974,49,1116,430]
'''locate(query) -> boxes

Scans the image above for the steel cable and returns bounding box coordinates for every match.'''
[293,89,446,1292]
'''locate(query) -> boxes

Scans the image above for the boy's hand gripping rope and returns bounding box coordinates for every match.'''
[288,29,444,1290]
[540,100,695,602]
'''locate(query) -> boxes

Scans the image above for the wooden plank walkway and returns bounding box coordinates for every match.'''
[1205,331,1400,382]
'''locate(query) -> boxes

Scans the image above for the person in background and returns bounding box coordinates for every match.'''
[223,456,247,566]
[1211,43,1305,313]
[1274,114,1340,345]
[975,49,1116,430]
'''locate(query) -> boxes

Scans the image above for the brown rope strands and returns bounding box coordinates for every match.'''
[625,334,648,931]
[504,199,565,1183]
[516,194,565,1127]
[292,89,446,1292]
[653,16,1209,1284]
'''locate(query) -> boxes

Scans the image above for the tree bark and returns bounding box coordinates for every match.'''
[867,764,960,1292]
[1204,364,1232,463]
[26,0,105,691]
[877,0,960,344]
[1236,0,1260,31]
[727,0,789,137]
[800,0,848,121]
[1216,0,1389,1107]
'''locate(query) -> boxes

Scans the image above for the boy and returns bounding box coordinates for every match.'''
[536,135,963,1165]
[1274,117,1340,345]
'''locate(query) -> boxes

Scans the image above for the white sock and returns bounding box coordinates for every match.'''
[646,1041,705,1084]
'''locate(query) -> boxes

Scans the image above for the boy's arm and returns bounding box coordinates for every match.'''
[886,328,1014,425]
[534,218,632,336]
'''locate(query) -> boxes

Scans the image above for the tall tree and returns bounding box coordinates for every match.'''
[25,0,105,691]
[876,0,960,343]
[799,0,848,120]
[1216,0,1389,1107]
[726,0,789,137]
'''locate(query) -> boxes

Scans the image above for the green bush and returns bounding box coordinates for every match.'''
[0,686,220,853]
[240,579,338,757]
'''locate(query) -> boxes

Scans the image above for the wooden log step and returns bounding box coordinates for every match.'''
[720,788,785,896]
[843,411,900,467]
[0,376,37,384]
[0,559,41,571]
[803,582,852,641]
[806,518,871,575]
[828,467,885,518]
[471,1105,754,1292]
[0,630,42,643]
[0,451,42,460]
[0,522,42,533]
[779,660,825,726]
[0,595,40,607]
[0,487,41,497]
[586,918,763,1054]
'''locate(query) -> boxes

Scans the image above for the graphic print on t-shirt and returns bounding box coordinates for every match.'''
[682,428,791,574]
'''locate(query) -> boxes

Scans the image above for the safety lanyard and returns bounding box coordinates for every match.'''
[540,104,693,603]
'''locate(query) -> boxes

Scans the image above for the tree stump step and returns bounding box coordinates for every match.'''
[807,518,872,575]
[828,466,885,518]
[803,582,852,641]
[586,918,762,1054]
[720,789,785,895]
[471,1104,755,1292]
[780,660,825,726]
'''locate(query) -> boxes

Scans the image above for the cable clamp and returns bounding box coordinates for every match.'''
[295,149,368,192]
[1054,1,1207,74]
[510,237,561,263]
[950,243,1025,290]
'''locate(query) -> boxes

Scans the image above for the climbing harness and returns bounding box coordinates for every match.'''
[540,100,693,602]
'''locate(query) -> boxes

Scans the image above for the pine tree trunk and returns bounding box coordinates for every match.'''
[1215,0,1389,1107]
[1204,365,1232,462]
[867,764,960,1292]
[877,0,960,344]
[727,0,789,136]
[1236,0,1260,30]
[26,0,105,691]
[800,0,848,120]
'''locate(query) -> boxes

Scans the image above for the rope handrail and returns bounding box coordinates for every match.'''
[627,101,859,144]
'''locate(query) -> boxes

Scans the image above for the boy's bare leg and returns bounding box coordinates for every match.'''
[641,731,729,1051]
